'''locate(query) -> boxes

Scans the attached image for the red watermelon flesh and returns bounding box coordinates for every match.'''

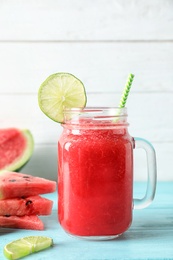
[0,171,56,199]
[0,215,44,230]
[0,195,53,216]
[0,128,34,172]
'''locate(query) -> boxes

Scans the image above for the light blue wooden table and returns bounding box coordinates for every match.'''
[0,182,173,260]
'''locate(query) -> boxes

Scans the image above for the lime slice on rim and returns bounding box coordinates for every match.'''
[3,236,53,260]
[38,72,87,123]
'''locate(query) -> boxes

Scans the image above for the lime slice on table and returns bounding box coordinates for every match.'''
[38,72,87,123]
[3,236,53,260]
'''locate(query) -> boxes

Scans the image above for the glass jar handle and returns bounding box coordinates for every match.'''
[133,137,157,209]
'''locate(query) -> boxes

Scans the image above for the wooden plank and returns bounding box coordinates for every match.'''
[0,183,173,260]
[0,93,172,143]
[0,0,173,41]
[0,42,173,93]
[0,92,172,181]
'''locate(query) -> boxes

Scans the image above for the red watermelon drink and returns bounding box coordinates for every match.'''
[58,108,134,239]
[58,107,157,239]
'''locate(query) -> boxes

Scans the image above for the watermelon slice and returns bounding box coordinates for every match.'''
[0,128,34,172]
[0,215,44,230]
[0,171,56,199]
[0,195,53,216]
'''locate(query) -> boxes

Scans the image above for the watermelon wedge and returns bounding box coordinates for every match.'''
[0,195,53,216]
[0,215,44,230]
[0,128,34,172]
[0,171,56,199]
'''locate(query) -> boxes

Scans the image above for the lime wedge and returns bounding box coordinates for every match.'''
[3,236,53,260]
[38,72,87,123]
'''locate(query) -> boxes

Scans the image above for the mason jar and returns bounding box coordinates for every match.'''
[58,107,157,240]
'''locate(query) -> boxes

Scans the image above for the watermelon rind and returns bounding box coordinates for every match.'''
[0,129,34,173]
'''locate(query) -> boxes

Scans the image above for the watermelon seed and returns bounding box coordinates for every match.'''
[26,200,32,206]
[9,179,16,182]
[4,215,11,217]
[22,176,31,181]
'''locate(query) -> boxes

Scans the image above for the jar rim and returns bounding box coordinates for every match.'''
[63,107,128,118]
[63,107,127,113]
[62,107,128,126]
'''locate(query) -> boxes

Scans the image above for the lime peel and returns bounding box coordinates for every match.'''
[3,236,53,260]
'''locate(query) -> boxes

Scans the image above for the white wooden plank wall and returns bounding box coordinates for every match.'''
[0,0,173,181]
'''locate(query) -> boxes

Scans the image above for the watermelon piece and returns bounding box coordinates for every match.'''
[0,215,44,230]
[0,128,34,172]
[0,195,53,216]
[0,171,56,199]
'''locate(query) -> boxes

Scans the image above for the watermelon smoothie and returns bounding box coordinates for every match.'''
[58,108,134,239]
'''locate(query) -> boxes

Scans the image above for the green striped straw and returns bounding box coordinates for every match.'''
[118,73,134,108]
[114,73,134,121]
